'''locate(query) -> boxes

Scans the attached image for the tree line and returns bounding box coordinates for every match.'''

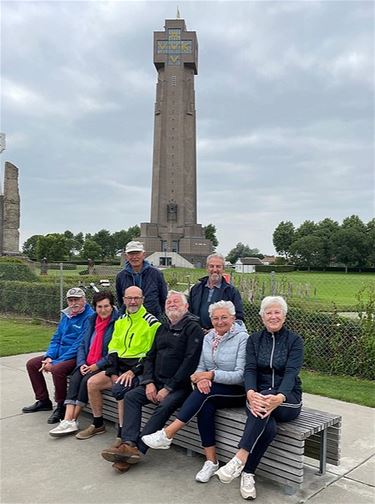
[22,225,218,262]
[273,215,375,271]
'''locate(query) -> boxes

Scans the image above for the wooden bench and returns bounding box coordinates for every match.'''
[88,390,342,493]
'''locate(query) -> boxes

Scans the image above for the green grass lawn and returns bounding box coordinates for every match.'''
[0,318,54,356]
[1,317,373,408]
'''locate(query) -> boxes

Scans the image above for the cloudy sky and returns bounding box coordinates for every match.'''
[2,0,374,256]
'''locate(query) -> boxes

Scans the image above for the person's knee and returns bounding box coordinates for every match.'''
[112,383,126,401]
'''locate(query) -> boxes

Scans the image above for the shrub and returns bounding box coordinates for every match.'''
[0,262,38,282]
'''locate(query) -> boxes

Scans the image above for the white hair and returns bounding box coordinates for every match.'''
[206,253,225,265]
[259,296,288,317]
[167,290,188,304]
[209,300,236,318]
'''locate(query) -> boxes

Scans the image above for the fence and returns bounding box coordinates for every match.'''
[0,261,374,380]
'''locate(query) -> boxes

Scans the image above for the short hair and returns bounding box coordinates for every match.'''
[209,300,236,318]
[206,253,225,266]
[259,296,288,317]
[92,291,115,308]
[167,290,188,304]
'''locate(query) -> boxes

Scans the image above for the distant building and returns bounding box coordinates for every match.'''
[235,257,264,274]
[262,255,276,265]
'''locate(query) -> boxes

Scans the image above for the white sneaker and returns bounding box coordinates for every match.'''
[141,429,172,449]
[240,472,256,500]
[215,456,245,483]
[49,419,79,437]
[195,460,219,483]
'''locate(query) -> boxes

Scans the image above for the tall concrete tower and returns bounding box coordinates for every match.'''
[141,17,212,267]
[0,162,20,255]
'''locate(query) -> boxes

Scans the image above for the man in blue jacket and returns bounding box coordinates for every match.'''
[22,287,94,424]
[189,253,244,331]
[115,241,167,320]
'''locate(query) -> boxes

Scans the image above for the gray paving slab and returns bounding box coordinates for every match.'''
[306,477,375,504]
[1,353,374,504]
[346,455,375,487]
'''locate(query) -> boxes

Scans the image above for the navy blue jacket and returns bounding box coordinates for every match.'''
[115,260,168,319]
[75,309,119,370]
[188,275,244,328]
[244,326,304,402]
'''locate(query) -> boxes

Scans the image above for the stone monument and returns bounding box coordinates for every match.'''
[0,162,20,255]
[140,16,212,268]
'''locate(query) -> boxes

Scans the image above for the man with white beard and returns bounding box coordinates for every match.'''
[100,290,204,473]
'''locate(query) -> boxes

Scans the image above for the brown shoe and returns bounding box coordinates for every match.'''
[101,443,141,464]
[76,424,106,440]
[112,461,131,473]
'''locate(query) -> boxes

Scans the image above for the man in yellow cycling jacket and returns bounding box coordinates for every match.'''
[76,286,160,442]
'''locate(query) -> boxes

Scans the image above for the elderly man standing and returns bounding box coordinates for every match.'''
[116,241,168,320]
[189,253,244,331]
[75,286,160,441]
[100,290,204,473]
[22,287,94,424]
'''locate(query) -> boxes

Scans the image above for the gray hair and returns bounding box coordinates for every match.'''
[167,290,188,304]
[259,296,288,317]
[206,253,225,266]
[209,300,236,318]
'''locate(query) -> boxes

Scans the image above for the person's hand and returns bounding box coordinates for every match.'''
[197,379,211,394]
[246,390,269,418]
[145,383,158,403]
[260,394,285,418]
[39,357,53,372]
[156,387,170,403]
[190,371,213,383]
[116,370,135,388]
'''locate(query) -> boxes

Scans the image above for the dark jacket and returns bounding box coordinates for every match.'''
[141,312,204,392]
[115,260,168,319]
[189,275,244,328]
[75,309,119,370]
[244,326,304,402]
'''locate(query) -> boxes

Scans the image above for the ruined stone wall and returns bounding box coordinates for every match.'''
[1,162,20,254]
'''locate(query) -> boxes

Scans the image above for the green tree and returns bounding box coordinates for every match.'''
[272,221,295,259]
[294,220,318,240]
[289,235,325,270]
[22,235,43,260]
[203,224,219,249]
[35,234,67,261]
[315,218,340,267]
[333,228,369,272]
[226,242,262,264]
[81,239,102,260]
[92,229,116,259]
[112,225,141,252]
[366,219,375,267]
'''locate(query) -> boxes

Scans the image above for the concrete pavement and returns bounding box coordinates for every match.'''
[1,353,374,504]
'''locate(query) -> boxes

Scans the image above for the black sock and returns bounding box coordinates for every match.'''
[93,416,104,428]
[117,425,122,437]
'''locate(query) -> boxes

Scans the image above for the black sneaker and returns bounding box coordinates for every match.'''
[22,400,53,413]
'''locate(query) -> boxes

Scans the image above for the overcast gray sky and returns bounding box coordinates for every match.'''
[2,0,374,256]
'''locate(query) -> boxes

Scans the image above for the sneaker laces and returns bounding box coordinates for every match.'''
[242,473,255,487]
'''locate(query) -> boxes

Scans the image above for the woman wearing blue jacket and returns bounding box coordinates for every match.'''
[49,291,118,437]
[142,300,249,483]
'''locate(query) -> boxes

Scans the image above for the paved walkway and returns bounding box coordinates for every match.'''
[1,353,374,504]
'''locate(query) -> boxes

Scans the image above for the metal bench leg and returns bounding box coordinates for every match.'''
[317,429,327,475]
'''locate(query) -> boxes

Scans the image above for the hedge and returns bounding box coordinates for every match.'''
[0,262,39,282]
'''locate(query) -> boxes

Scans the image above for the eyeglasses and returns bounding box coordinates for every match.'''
[124,296,143,302]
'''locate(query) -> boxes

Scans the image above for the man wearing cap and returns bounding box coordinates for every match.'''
[189,253,244,331]
[116,241,168,320]
[22,287,94,424]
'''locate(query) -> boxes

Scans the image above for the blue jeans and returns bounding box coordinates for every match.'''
[176,383,245,447]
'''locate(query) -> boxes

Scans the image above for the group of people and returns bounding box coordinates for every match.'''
[22,242,304,501]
